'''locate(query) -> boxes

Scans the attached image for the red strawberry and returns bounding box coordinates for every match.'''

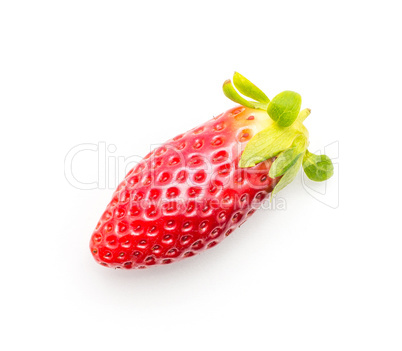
[90,72,333,269]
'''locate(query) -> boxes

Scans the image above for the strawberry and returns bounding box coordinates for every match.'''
[90,72,333,269]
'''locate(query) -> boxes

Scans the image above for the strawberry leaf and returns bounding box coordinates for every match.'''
[302,150,334,181]
[233,72,270,104]
[269,147,303,178]
[297,108,311,123]
[239,125,300,168]
[269,133,307,178]
[272,155,303,196]
[223,80,267,110]
[223,79,257,109]
[267,91,302,127]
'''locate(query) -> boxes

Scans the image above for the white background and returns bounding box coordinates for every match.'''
[1,1,401,350]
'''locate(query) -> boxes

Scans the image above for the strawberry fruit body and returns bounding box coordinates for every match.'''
[90,72,333,269]
[90,107,277,268]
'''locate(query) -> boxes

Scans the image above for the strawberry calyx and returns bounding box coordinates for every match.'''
[223,72,333,195]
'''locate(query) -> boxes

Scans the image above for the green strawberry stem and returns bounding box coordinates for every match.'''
[223,72,334,195]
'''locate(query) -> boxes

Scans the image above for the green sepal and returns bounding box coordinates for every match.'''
[233,72,270,104]
[222,71,333,195]
[297,108,311,123]
[267,91,302,127]
[269,148,303,178]
[239,124,300,168]
[223,80,257,109]
[272,155,303,196]
[302,150,334,181]
[269,133,307,177]
[223,80,267,110]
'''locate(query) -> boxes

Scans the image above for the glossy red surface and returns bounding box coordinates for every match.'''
[90,106,278,268]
